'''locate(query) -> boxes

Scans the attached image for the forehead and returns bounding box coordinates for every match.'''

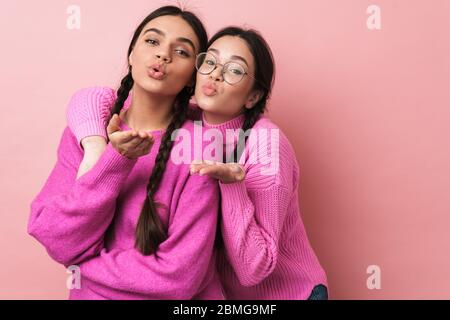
[208,36,254,64]
[141,15,199,46]
[208,36,255,72]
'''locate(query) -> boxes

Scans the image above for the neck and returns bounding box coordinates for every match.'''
[201,110,246,138]
[203,110,244,125]
[124,84,175,132]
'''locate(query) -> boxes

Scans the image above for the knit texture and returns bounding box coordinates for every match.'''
[28,105,223,300]
[65,86,328,300]
[203,113,328,299]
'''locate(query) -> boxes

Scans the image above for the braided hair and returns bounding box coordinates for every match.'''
[110,6,208,256]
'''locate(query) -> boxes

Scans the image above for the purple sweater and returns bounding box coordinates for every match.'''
[28,109,224,299]
[65,87,328,300]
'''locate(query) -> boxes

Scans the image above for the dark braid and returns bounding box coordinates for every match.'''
[105,5,208,256]
[111,71,134,117]
[226,106,264,164]
[135,87,191,256]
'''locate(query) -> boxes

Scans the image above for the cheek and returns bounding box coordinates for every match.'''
[195,74,207,91]
[216,84,254,114]
[131,45,148,66]
[175,60,195,79]
[131,65,144,84]
[130,49,148,79]
[223,84,250,105]
[167,62,194,90]
[195,73,208,88]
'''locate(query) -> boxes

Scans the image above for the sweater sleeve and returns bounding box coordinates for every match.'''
[28,127,137,267]
[66,87,117,145]
[77,172,220,299]
[217,129,297,287]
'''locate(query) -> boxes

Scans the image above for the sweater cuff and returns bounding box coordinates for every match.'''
[73,120,108,147]
[78,143,137,193]
[219,180,253,210]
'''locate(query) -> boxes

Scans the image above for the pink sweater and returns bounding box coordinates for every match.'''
[28,106,224,300]
[66,87,328,300]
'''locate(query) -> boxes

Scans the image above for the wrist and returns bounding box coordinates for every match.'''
[81,135,107,151]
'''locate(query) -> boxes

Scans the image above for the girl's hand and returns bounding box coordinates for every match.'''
[190,160,246,184]
[107,114,154,160]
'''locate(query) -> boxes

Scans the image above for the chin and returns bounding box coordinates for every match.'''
[196,100,218,113]
[138,80,170,95]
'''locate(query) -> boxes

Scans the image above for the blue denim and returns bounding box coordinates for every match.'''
[307,284,328,300]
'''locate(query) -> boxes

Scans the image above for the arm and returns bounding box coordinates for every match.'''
[77,136,108,179]
[66,86,117,145]
[77,173,220,299]
[66,86,117,178]
[28,127,137,267]
[217,131,296,287]
[218,181,291,287]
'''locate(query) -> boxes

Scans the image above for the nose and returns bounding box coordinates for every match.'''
[156,51,171,63]
[209,64,224,82]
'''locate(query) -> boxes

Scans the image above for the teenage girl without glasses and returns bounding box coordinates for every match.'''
[28,6,224,300]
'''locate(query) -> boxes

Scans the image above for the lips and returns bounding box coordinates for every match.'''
[147,64,166,80]
[201,83,217,96]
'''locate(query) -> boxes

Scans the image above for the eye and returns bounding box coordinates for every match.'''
[229,68,244,75]
[205,59,215,66]
[175,49,190,57]
[145,39,159,46]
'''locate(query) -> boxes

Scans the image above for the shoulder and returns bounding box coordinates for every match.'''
[252,117,291,145]
[244,116,300,190]
[68,86,116,104]
[247,116,297,164]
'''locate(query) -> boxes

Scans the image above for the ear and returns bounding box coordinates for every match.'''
[128,51,134,67]
[244,90,263,109]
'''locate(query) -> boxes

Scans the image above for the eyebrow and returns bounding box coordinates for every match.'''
[143,28,196,52]
[208,48,249,67]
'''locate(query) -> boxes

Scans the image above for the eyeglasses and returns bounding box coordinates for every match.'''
[195,52,256,85]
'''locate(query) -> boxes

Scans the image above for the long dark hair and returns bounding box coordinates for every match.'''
[207,27,275,163]
[110,6,208,256]
[208,27,275,249]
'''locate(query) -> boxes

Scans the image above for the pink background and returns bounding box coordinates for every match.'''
[1,0,449,299]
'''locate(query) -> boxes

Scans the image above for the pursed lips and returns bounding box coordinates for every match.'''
[147,63,166,80]
[201,82,218,96]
